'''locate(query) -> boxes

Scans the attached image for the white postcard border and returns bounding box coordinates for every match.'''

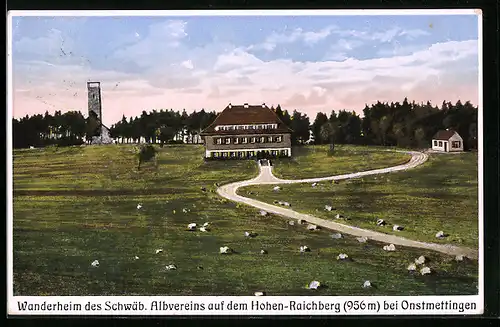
[6,9,484,316]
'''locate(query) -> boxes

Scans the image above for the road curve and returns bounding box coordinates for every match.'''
[217,150,478,260]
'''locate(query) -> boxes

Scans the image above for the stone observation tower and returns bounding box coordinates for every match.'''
[87,81,112,144]
[87,81,103,126]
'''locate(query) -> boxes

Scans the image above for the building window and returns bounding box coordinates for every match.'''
[225,138,231,144]
[438,141,443,147]
[251,137,256,143]
[452,141,461,148]
[242,137,248,144]
[216,138,222,145]
[268,136,273,142]
[276,136,282,142]
[260,136,266,143]
[234,138,240,144]
[433,140,437,146]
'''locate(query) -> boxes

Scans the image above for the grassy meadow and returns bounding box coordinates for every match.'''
[242,148,479,248]
[12,144,478,296]
[272,145,412,179]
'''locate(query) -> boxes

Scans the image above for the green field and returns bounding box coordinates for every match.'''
[272,145,412,179]
[12,145,478,296]
[242,149,479,248]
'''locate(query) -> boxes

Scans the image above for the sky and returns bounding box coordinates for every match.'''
[10,12,480,126]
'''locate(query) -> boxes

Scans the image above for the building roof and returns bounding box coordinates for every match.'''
[200,103,293,135]
[432,129,458,140]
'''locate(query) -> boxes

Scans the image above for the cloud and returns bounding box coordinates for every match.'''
[249,25,430,54]
[399,29,431,39]
[12,17,478,125]
[112,20,188,68]
[249,25,337,51]
[181,60,194,70]
[334,26,429,43]
[284,86,329,108]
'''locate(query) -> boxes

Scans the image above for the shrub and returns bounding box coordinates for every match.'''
[137,144,157,170]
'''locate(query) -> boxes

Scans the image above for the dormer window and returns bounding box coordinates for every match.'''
[225,138,231,144]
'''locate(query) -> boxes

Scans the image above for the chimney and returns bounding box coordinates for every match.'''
[244,103,249,108]
[228,103,232,109]
[262,103,266,108]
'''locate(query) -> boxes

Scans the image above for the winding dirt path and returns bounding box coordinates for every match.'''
[217,150,478,259]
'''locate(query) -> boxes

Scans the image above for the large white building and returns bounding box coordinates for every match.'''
[200,103,293,159]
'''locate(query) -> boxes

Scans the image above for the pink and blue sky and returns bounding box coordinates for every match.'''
[10,12,479,126]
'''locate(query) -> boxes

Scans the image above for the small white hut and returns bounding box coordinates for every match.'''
[431,129,464,152]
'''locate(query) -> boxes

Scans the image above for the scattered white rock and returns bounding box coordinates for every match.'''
[383,244,396,251]
[324,205,333,211]
[260,249,268,255]
[337,253,349,260]
[376,219,386,226]
[134,256,139,260]
[187,223,197,231]
[420,266,432,275]
[182,208,189,213]
[455,255,466,262]
[273,186,281,191]
[172,210,176,214]
[356,236,368,243]
[311,182,318,187]
[244,231,257,238]
[219,246,232,254]
[137,204,143,210]
[298,219,305,225]
[155,249,163,254]
[335,214,344,219]
[308,281,321,290]
[283,202,291,207]
[29,146,35,149]
[363,280,372,288]
[393,225,404,231]
[277,201,284,205]
[165,264,177,271]
[331,233,343,239]
[288,220,295,226]
[260,210,268,216]
[415,255,426,265]
[203,222,210,228]
[91,260,99,267]
[254,291,265,296]
[307,224,320,231]
[199,227,208,232]
[435,231,446,238]
[407,263,417,272]
[300,245,310,253]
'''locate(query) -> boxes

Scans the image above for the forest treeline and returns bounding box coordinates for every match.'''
[12,97,478,150]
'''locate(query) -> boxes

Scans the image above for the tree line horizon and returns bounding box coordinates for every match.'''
[12,97,478,151]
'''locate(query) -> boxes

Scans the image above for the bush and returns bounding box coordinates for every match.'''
[137,144,157,170]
